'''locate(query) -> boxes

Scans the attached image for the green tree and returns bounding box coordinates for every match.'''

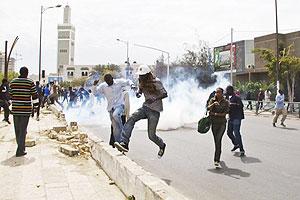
[173,41,211,69]
[253,45,300,103]
[0,71,19,82]
[92,64,121,80]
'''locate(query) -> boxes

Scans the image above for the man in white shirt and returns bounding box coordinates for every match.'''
[93,74,133,143]
[273,90,287,127]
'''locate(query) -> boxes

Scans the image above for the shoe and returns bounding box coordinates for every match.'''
[36,117,40,121]
[3,119,11,124]
[16,151,27,157]
[240,150,245,157]
[158,143,166,159]
[214,161,221,169]
[273,123,276,127]
[280,123,286,127]
[114,142,129,153]
[231,145,239,152]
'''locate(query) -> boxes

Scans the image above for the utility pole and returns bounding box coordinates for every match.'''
[275,0,280,92]
[230,28,233,85]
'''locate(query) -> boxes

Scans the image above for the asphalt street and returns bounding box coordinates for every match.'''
[82,115,300,200]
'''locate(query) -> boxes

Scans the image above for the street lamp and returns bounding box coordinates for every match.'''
[275,0,280,92]
[116,38,132,79]
[38,4,61,82]
[133,43,170,89]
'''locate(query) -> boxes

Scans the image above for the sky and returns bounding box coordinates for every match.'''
[0,0,299,75]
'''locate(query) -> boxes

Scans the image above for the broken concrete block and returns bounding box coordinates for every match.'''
[41,110,52,114]
[48,131,58,139]
[53,126,67,133]
[25,138,36,147]
[71,126,78,131]
[70,122,77,127]
[59,145,79,157]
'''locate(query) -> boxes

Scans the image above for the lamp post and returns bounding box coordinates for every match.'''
[275,0,280,92]
[133,43,170,89]
[38,4,61,82]
[116,38,132,79]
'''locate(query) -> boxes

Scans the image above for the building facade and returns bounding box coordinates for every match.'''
[214,40,255,82]
[0,52,15,73]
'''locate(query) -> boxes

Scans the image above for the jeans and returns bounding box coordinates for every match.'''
[109,105,125,143]
[227,119,244,151]
[0,99,10,120]
[211,122,226,162]
[13,115,30,154]
[121,106,164,149]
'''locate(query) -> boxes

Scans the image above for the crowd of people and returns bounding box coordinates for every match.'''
[0,65,290,168]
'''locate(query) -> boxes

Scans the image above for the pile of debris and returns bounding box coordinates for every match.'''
[41,121,91,158]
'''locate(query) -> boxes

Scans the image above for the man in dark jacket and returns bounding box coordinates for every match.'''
[0,78,10,124]
[226,85,245,156]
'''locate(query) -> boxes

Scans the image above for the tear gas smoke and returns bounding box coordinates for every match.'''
[64,70,230,131]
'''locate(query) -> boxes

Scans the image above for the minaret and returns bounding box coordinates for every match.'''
[57,5,75,80]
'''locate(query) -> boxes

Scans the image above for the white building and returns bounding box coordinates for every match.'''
[56,5,97,82]
[0,52,15,73]
[57,5,75,81]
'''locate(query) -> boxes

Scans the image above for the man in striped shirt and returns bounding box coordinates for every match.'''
[9,66,38,157]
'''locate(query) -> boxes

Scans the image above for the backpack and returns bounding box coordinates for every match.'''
[197,116,211,134]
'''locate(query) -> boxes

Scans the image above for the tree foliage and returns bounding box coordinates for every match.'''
[59,77,87,88]
[173,41,211,69]
[253,45,300,102]
[0,71,19,82]
[92,64,121,80]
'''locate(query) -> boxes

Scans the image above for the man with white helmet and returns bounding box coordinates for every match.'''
[115,64,168,158]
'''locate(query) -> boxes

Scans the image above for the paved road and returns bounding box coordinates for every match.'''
[82,115,300,200]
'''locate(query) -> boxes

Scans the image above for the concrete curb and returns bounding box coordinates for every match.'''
[48,105,190,200]
[245,111,300,120]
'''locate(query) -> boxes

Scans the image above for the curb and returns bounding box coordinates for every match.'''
[245,111,300,120]
[49,105,190,200]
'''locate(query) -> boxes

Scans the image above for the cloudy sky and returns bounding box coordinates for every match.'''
[0,0,299,75]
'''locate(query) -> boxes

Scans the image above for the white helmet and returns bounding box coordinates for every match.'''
[136,64,151,75]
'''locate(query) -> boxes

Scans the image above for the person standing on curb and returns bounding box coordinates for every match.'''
[226,85,245,157]
[273,89,287,127]
[31,81,43,121]
[207,87,229,168]
[257,89,264,110]
[9,66,38,157]
[114,65,168,159]
[0,78,11,124]
[92,74,134,144]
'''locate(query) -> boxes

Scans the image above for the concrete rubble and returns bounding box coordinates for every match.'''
[40,121,90,158]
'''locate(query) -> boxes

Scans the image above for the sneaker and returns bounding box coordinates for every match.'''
[240,150,245,157]
[3,119,11,124]
[16,151,27,157]
[231,145,239,152]
[273,123,276,127]
[280,123,286,127]
[114,142,129,153]
[158,143,166,159]
[214,161,221,169]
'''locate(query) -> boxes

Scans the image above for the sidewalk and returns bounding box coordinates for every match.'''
[0,110,126,200]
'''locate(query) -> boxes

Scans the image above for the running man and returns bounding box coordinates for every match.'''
[114,64,168,158]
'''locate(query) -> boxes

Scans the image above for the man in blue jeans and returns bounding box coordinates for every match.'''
[226,85,245,157]
[92,74,133,143]
[114,65,168,158]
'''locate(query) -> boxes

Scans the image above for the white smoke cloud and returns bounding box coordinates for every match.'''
[63,71,230,131]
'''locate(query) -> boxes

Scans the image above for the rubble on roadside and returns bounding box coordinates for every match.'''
[40,121,91,158]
